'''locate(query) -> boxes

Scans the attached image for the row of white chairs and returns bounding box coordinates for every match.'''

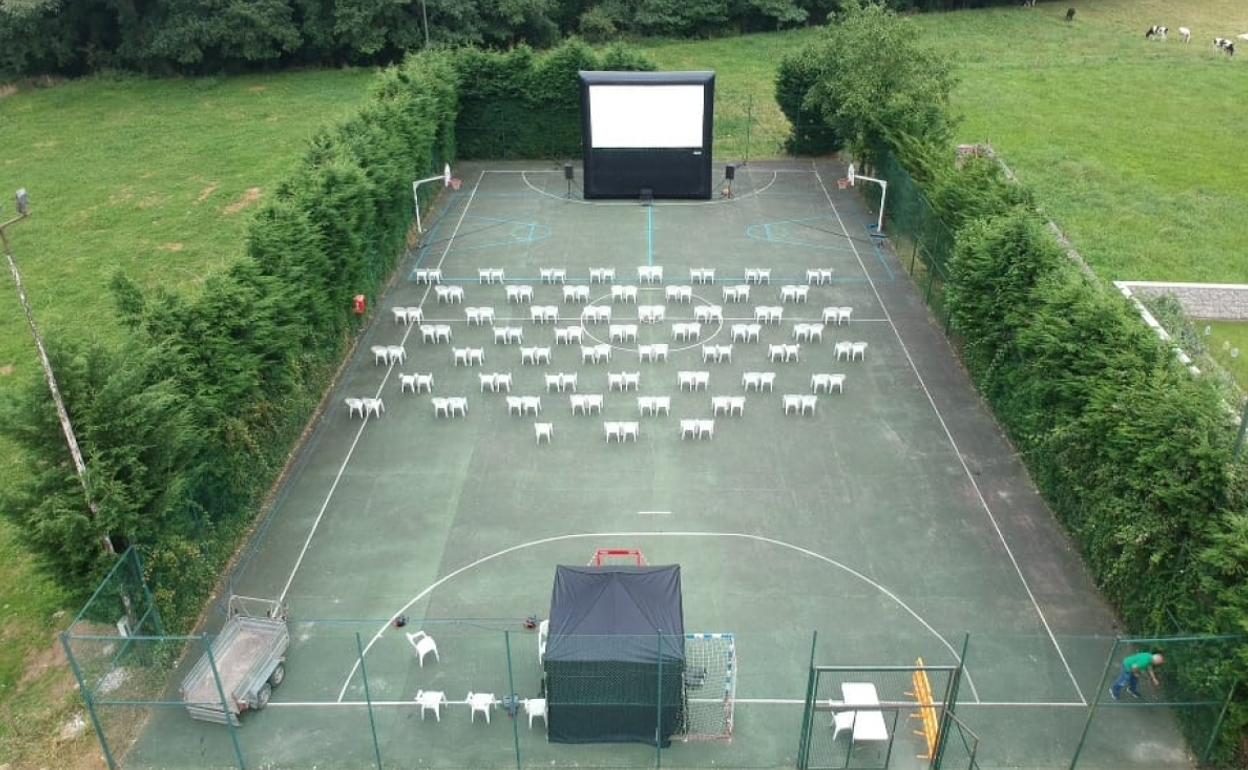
[370,345,407,365]
[604,421,641,441]
[431,397,468,418]
[528,305,560,324]
[399,372,846,398]
[344,397,385,418]
[446,304,853,326]
[413,265,842,288]
[505,396,543,416]
[392,306,424,324]
[782,394,820,415]
[412,690,547,729]
[767,344,802,363]
[399,371,848,396]
[419,319,851,349]
[435,285,464,304]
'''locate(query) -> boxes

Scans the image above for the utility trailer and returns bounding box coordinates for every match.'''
[180,596,289,725]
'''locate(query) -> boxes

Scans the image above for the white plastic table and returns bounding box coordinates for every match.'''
[840,683,888,742]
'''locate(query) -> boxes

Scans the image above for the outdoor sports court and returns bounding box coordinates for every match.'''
[118,161,1198,769]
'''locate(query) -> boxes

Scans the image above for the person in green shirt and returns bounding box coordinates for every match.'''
[1110,651,1164,700]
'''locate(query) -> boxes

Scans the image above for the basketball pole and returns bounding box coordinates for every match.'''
[412,164,452,233]
[846,163,888,235]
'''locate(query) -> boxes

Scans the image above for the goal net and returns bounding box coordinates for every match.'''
[678,633,737,741]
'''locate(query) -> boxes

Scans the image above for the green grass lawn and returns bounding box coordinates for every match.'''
[0,68,373,768]
[650,1,1248,284]
[639,28,819,160]
[1207,321,1248,389]
[913,0,1248,283]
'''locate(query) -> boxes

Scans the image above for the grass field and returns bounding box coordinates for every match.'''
[0,69,374,768]
[1207,322,1248,389]
[912,0,1248,283]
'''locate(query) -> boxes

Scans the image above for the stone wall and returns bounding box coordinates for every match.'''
[1113,281,1248,321]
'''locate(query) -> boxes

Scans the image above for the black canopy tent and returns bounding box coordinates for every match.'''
[543,565,686,745]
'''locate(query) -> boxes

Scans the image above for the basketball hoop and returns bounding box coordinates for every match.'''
[846,163,856,185]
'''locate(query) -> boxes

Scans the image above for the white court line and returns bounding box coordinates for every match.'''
[638,510,671,516]
[272,698,1084,709]
[333,531,980,703]
[276,171,486,605]
[516,170,779,207]
[810,161,1087,706]
[415,317,892,324]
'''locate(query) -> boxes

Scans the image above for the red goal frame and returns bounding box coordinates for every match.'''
[590,548,646,566]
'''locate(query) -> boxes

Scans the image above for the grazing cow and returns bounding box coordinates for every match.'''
[1214,37,1235,55]
[1146,25,1168,41]
[1179,27,1191,43]
[1065,8,1075,22]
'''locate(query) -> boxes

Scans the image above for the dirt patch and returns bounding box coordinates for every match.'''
[195,182,220,204]
[157,242,185,252]
[137,195,165,210]
[223,187,261,215]
[0,84,17,99]
[0,364,13,376]
[247,85,267,93]
[18,634,69,688]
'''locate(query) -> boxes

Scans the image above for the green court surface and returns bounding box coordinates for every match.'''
[117,162,1197,769]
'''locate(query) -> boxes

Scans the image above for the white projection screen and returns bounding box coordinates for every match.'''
[579,71,716,199]
[589,85,705,149]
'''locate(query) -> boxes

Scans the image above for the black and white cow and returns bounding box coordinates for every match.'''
[1146,25,1169,40]
[1214,37,1236,56]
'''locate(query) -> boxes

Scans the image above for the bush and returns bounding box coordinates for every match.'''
[774,42,842,155]
[0,52,459,630]
[454,39,654,159]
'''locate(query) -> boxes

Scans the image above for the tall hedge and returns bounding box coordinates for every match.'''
[0,52,458,629]
[453,39,654,160]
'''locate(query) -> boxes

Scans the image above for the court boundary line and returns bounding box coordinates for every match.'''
[333,530,981,704]
[276,170,486,604]
[270,698,1084,709]
[516,169,779,206]
[809,161,1088,706]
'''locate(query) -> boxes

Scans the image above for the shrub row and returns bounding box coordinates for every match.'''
[453,40,654,160]
[782,3,1246,761]
[1,52,458,630]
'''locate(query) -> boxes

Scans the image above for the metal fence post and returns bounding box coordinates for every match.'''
[355,632,384,770]
[62,632,119,770]
[745,94,753,165]
[796,630,818,770]
[1069,639,1120,770]
[204,634,247,770]
[505,630,522,770]
[655,632,663,769]
[132,547,166,636]
[1201,678,1239,763]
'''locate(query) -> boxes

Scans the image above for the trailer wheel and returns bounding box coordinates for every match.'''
[256,683,272,710]
[269,664,286,687]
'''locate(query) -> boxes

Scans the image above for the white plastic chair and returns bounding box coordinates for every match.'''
[830,710,857,741]
[406,631,439,667]
[415,689,447,721]
[466,692,495,724]
[525,697,548,730]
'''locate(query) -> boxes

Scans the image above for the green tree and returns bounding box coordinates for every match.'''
[798,0,956,163]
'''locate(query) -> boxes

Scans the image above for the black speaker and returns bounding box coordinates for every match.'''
[725,164,736,181]
[564,163,574,180]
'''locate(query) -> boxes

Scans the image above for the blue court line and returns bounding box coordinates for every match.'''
[744,219,861,255]
[848,210,896,281]
[647,207,655,266]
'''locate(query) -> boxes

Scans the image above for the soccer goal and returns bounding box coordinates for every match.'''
[589,548,647,566]
[678,633,737,741]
